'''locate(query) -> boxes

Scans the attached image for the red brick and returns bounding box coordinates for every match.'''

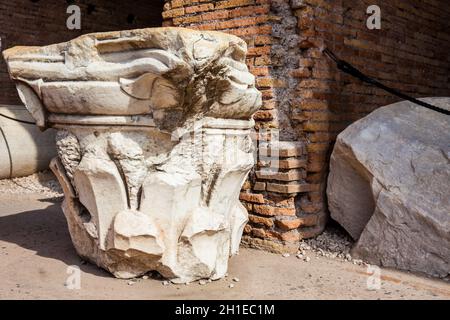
[215,0,255,10]
[248,214,274,228]
[280,230,300,243]
[239,192,265,204]
[253,204,296,216]
[256,169,305,182]
[253,109,275,121]
[266,183,313,194]
[258,158,307,170]
[185,3,214,14]
[275,215,318,230]
[162,7,185,18]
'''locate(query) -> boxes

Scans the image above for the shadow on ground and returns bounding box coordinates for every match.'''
[0,199,110,278]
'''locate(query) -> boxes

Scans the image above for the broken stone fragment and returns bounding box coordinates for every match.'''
[3,27,262,283]
[327,97,450,278]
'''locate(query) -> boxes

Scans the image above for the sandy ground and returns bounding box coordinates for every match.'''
[0,193,449,300]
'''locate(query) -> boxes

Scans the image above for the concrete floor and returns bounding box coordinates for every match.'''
[0,193,449,300]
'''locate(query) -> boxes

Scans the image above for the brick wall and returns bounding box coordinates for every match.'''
[293,0,450,214]
[0,0,165,105]
[162,0,450,252]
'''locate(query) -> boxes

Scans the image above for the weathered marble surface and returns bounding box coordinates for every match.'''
[3,27,262,282]
[327,98,450,278]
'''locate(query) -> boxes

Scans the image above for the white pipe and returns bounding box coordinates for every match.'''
[0,105,56,179]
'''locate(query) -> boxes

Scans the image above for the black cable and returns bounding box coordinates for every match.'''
[0,112,36,125]
[0,112,34,179]
[0,127,13,179]
[323,48,450,116]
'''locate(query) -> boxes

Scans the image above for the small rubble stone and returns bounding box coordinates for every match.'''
[0,170,63,197]
[299,224,356,263]
[353,259,363,266]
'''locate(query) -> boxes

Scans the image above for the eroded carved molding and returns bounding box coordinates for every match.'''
[3,27,262,282]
